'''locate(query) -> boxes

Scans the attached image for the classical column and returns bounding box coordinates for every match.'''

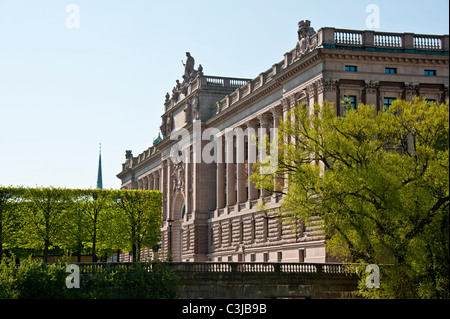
[246,120,258,201]
[216,136,226,209]
[161,160,168,221]
[225,133,236,207]
[184,161,190,214]
[364,80,379,110]
[236,126,246,205]
[258,113,271,198]
[153,172,159,191]
[167,159,173,220]
[307,84,316,109]
[271,106,283,193]
[148,175,153,190]
[281,97,291,192]
[317,78,339,115]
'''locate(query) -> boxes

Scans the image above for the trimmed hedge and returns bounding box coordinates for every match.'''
[0,258,178,299]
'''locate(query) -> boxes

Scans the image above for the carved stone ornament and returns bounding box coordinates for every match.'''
[321,79,339,92]
[295,20,317,59]
[184,100,192,123]
[125,150,133,169]
[365,81,379,94]
[191,95,200,121]
[172,161,185,194]
[166,114,174,134]
[404,82,419,96]
[160,117,167,138]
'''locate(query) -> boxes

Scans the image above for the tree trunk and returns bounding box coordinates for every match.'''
[43,239,49,263]
[92,225,97,262]
[132,243,137,262]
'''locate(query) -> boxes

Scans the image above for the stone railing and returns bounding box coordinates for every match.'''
[211,28,448,118]
[74,261,357,274]
[317,27,449,51]
[165,75,250,112]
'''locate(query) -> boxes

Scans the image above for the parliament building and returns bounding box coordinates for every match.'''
[116,21,449,263]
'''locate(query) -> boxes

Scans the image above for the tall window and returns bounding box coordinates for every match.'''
[252,218,256,241]
[383,97,396,111]
[264,218,269,240]
[344,95,357,113]
[240,220,244,243]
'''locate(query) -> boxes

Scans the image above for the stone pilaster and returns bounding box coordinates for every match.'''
[258,113,271,198]
[216,136,226,209]
[246,120,258,201]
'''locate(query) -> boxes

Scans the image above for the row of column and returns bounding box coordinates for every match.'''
[216,106,283,210]
[137,171,160,191]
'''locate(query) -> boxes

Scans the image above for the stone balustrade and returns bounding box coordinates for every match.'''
[73,261,361,298]
[165,75,251,112]
[210,28,448,118]
[317,27,448,51]
[74,261,357,274]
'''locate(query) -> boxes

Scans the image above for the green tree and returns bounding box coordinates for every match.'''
[76,189,112,262]
[17,187,73,263]
[112,190,163,262]
[252,98,449,298]
[0,187,24,260]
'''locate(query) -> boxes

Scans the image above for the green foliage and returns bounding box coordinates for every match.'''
[0,257,67,299]
[252,98,449,298]
[69,262,178,299]
[111,190,163,262]
[0,188,163,263]
[0,258,178,299]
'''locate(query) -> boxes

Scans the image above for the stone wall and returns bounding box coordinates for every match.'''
[176,271,359,299]
[169,262,360,299]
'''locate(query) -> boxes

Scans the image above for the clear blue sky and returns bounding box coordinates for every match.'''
[0,0,448,189]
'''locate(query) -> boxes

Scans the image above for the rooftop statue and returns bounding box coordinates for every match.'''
[296,20,317,59]
[182,52,195,76]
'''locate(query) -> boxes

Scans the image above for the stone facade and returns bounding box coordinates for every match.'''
[117,21,449,263]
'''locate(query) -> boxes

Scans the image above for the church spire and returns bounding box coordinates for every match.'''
[97,143,103,189]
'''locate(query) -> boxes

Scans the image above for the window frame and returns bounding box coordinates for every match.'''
[424,69,437,76]
[383,97,396,111]
[344,95,357,112]
[385,67,397,74]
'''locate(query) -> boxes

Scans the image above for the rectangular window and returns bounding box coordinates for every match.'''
[263,253,269,262]
[299,249,305,263]
[345,65,357,72]
[344,95,357,111]
[277,251,282,262]
[424,69,437,76]
[385,67,397,74]
[383,97,396,111]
